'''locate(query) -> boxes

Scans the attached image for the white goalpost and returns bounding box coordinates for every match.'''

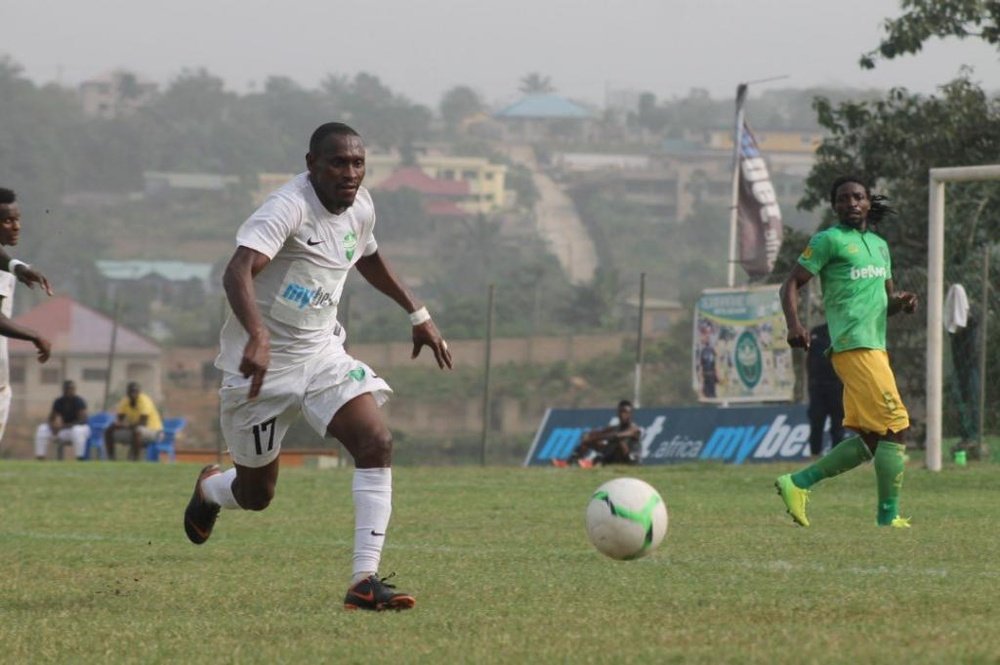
[926,164,1000,471]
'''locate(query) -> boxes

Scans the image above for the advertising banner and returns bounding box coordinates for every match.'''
[693,286,793,403]
[525,404,817,467]
[737,121,783,279]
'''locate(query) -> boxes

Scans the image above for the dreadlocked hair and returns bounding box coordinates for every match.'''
[829,174,897,226]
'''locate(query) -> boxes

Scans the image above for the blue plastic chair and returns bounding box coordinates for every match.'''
[82,412,115,460]
[146,417,186,463]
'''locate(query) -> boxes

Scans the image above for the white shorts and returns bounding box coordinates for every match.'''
[219,350,391,468]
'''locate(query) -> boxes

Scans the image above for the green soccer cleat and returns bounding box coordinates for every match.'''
[775,474,810,527]
[889,516,911,529]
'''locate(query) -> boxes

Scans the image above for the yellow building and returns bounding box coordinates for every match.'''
[256,154,506,215]
[705,129,823,154]
[367,154,507,214]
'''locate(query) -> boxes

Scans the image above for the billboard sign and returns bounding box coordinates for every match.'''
[693,286,794,403]
[525,404,818,466]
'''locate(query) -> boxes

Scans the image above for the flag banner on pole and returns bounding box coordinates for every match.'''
[737,122,783,278]
[692,286,793,403]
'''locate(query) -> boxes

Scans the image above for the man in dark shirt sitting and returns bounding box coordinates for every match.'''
[553,400,643,468]
[34,380,91,460]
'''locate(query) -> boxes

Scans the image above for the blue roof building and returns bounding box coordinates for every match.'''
[495,94,593,120]
[494,94,597,143]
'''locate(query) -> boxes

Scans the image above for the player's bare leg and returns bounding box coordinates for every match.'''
[184,457,279,544]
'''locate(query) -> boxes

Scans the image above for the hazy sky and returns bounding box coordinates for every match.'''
[4,0,997,108]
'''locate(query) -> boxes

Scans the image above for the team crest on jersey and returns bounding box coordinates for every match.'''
[848,244,859,254]
[344,232,358,260]
[801,246,813,260]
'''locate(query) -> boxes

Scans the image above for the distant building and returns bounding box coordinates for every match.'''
[704,128,823,154]
[257,153,507,215]
[79,70,157,119]
[95,260,215,306]
[8,296,162,419]
[143,171,241,200]
[556,128,822,228]
[494,94,598,142]
[374,167,470,218]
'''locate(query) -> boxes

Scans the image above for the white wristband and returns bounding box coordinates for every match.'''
[8,259,29,273]
[409,306,431,326]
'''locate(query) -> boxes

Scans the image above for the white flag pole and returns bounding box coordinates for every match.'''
[726,84,747,289]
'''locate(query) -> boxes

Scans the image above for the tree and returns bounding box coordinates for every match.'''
[440,85,483,132]
[518,73,555,95]
[322,72,432,151]
[861,0,1000,69]
[799,74,1000,415]
[636,91,669,134]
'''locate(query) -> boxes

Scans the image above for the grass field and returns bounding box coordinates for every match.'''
[2,460,998,664]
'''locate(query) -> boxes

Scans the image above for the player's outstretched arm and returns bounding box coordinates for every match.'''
[223,246,272,397]
[0,250,53,296]
[356,251,453,369]
[0,314,50,362]
[14,264,53,296]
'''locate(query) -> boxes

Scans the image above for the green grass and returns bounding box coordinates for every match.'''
[1,460,998,664]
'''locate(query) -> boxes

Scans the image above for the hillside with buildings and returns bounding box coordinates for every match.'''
[2,62,846,460]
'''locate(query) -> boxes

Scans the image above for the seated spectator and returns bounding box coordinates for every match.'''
[553,400,643,468]
[34,380,91,460]
[105,381,163,461]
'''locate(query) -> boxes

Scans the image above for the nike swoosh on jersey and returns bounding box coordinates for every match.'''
[306,237,325,246]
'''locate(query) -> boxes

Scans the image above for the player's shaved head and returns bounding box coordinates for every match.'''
[309,122,360,154]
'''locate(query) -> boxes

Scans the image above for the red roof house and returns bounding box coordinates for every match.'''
[8,296,162,418]
[375,167,470,217]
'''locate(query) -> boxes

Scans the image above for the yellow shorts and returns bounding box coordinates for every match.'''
[830,348,910,435]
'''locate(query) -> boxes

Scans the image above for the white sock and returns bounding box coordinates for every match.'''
[202,468,239,509]
[351,467,392,583]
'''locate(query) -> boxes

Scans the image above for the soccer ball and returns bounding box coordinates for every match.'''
[585,477,668,560]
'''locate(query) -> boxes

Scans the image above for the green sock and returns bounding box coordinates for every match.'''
[874,441,906,525]
[791,435,872,489]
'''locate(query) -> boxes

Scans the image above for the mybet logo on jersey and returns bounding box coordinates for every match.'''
[281,283,336,310]
[850,265,888,280]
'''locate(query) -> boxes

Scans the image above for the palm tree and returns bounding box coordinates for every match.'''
[519,73,555,95]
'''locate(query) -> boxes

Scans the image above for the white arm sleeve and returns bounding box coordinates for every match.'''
[235,194,303,259]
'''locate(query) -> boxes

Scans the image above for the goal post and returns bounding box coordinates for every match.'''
[926,164,1000,471]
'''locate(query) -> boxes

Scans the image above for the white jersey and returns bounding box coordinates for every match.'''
[0,269,14,390]
[216,173,378,373]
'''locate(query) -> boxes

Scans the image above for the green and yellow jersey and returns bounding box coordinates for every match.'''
[797,223,891,353]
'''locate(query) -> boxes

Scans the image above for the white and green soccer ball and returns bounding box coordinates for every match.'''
[585,477,668,560]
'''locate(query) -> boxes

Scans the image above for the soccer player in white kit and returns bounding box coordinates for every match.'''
[183,123,452,611]
[0,187,53,444]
